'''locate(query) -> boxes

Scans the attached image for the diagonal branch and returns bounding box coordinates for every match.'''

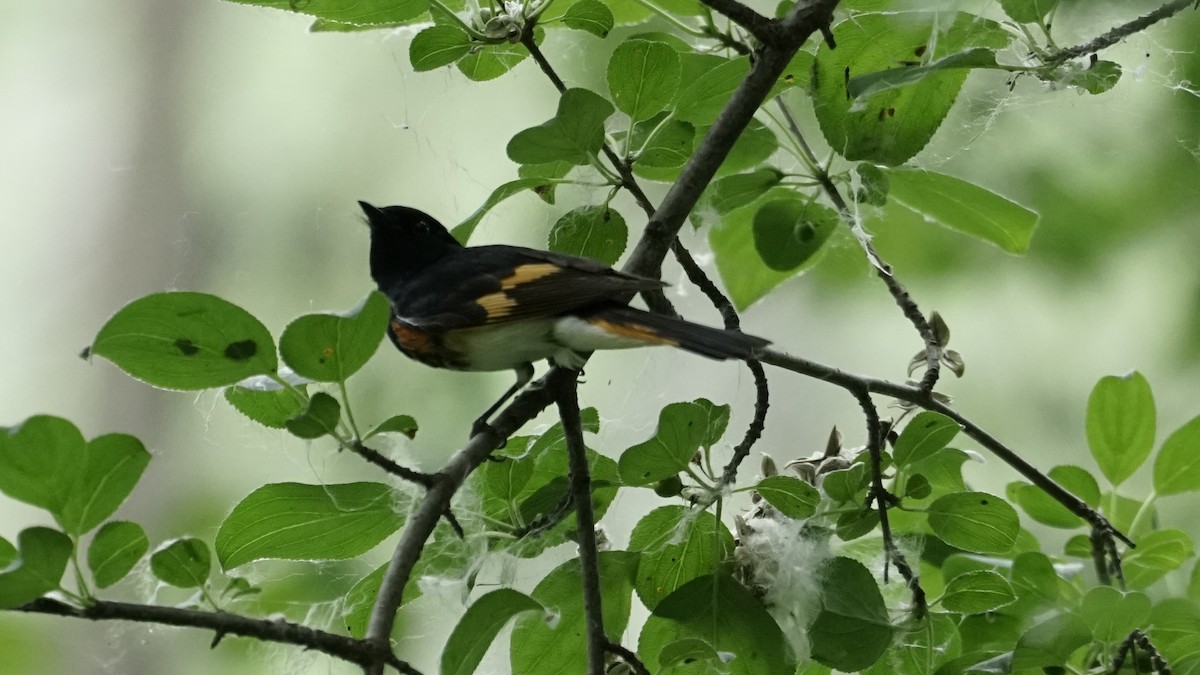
[360,369,569,674]
[1045,0,1196,64]
[17,598,418,674]
[623,0,841,280]
[698,0,775,43]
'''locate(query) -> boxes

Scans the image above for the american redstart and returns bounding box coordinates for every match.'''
[360,201,769,434]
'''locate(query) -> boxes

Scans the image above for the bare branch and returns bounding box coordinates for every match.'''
[623,0,841,280]
[698,0,774,43]
[553,370,608,674]
[1046,0,1196,64]
[16,598,419,674]
[361,368,569,674]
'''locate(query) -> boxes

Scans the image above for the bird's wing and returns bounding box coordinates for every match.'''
[391,245,665,330]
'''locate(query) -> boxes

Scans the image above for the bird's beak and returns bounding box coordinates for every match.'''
[358,201,383,223]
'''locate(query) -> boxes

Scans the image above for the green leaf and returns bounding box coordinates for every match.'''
[90,292,277,390]
[941,570,1016,614]
[59,433,150,535]
[927,491,1019,554]
[715,118,779,177]
[658,638,722,668]
[547,205,627,266]
[628,506,734,609]
[848,48,1003,100]
[365,414,418,440]
[607,39,680,122]
[769,49,815,96]
[443,589,544,675]
[865,612,960,675]
[0,537,14,568]
[224,376,308,429]
[1122,528,1195,589]
[1007,465,1101,528]
[910,447,971,495]
[507,88,614,165]
[451,178,560,243]
[150,538,211,589]
[886,169,1038,254]
[562,0,613,37]
[87,521,149,589]
[894,412,960,466]
[999,0,1058,23]
[1009,551,1060,608]
[856,163,890,206]
[409,25,472,72]
[1067,59,1122,95]
[342,522,466,637]
[0,528,73,609]
[810,557,894,671]
[697,168,785,220]
[1154,414,1200,496]
[619,401,709,485]
[1080,586,1151,644]
[0,415,85,514]
[224,0,431,24]
[1010,613,1091,670]
[709,187,826,310]
[215,482,404,569]
[822,463,869,503]
[279,291,389,382]
[456,33,535,82]
[511,552,639,673]
[692,398,730,451]
[756,475,820,519]
[517,161,573,204]
[639,573,793,674]
[674,57,750,125]
[1087,371,1156,486]
[631,116,694,168]
[752,198,840,271]
[284,392,341,440]
[509,447,621,558]
[813,13,1008,165]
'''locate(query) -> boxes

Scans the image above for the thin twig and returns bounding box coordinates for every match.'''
[349,442,437,488]
[754,347,1133,551]
[553,371,608,675]
[772,98,943,393]
[1111,629,1171,675]
[1046,0,1196,64]
[17,598,419,674]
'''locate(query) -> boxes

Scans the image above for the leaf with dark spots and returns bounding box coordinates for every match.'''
[224,340,258,361]
[174,339,200,356]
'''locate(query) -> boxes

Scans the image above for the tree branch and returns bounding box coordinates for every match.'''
[1046,0,1196,64]
[360,368,569,674]
[552,370,608,675]
[16,598,418,674]
[623,0,841,280]
[755,347,1134,551]
[698,0,774,43]
[772,98,943,393]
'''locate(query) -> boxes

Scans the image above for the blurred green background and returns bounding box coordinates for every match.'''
[1,1,1198,673]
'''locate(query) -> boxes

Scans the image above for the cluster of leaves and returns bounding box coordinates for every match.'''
[7,283,1199,675]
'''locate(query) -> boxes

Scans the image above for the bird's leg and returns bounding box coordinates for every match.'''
[471,362,535,443]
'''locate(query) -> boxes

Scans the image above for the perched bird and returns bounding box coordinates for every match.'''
[360,201,769,434]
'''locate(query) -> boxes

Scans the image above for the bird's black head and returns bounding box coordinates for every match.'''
[359,201,463,291]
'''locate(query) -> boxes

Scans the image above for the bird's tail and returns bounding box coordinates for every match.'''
[584,305,770,361]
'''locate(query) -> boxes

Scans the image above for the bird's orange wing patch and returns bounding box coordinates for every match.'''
[390,320,436,355]
[476,292,517,320]
[500,263,560,289]
[589,318,678,346]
